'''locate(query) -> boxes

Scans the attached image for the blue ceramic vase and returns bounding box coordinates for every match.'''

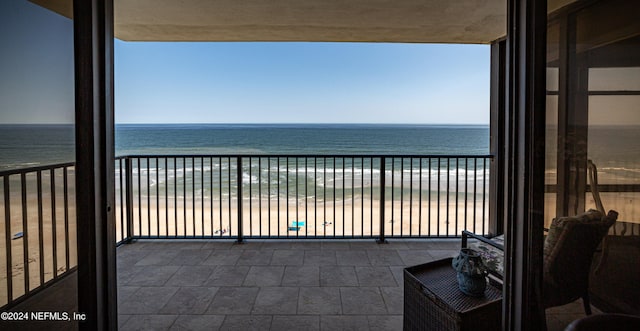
[452,248,487,297]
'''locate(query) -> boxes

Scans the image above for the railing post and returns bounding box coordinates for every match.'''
[4,176,13,302]
[125,157,134,243]
[377,157,387,243]
[237,156,244,243]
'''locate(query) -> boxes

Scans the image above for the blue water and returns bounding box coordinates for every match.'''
[3,123,640,185]
[0,124,75,169]
[115,124,490,156]
[0,124,490,170]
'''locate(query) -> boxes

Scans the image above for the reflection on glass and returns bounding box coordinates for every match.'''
[589,68,640,91]
[0,0,76,310]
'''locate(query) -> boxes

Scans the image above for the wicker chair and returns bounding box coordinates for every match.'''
[542,209,618,315]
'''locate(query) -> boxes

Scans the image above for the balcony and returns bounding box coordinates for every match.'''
[114,239,601,330]
[0,154,624,330]
[116,239,460,330]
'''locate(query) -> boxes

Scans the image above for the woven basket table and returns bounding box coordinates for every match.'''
[404,258,502,331]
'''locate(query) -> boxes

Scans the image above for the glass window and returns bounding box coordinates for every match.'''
[0,0,76,310]
[546,0,640,318]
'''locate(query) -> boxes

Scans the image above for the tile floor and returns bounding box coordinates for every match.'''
[115,239,598,330]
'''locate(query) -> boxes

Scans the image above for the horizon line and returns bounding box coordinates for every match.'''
[1,122,491,126]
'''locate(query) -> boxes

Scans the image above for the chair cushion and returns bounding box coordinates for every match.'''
[542,209,618,308]
[468,235,504,278]
[543,209,605,261]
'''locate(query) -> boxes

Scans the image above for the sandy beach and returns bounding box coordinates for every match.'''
[0,191,77,305]
[118,198,490,239]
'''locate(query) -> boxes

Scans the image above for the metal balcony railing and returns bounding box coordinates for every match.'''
[114,155,493,243]
[0,163,76,308]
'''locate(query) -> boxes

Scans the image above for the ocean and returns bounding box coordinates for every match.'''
[115,124,490,156]
[2,124,640,188]
[0,124,490,169]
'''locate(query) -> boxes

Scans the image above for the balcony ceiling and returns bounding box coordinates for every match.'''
[32,0,576,43]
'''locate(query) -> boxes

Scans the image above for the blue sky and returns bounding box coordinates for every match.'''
[1,0,490,125]
[0,0,74,124]
[115,41,490,124]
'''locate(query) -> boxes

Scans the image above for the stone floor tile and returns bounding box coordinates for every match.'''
[429,249,459,260]
[204,265,250,286]
[206,287,259,315]
[260,242,293,250]
[237,250,274,265]
[120,314,177,331]
[201,249,242,265]
[252,287,300,314]
[336,250,370,266]
[126,241,152,250]
[243,266,285,286]
[168,249,212,265]
[118,287,179,314]
[367,314,403,331]
[157,241,206,250]
[389,266,406,288]
[220,315,272,331]
[320,266,358,287]
[397,249,434,266]
[321,242,351,250]
[117,286,140,305]
[127,265,180,286]
[118,315,131,330]
[134,249,181,266]
[159,286,218,314]
[169,315,225,331]
[378,240,409,250]
[117,265,141,285]
[546,315,570,331]
[366,250,404,266]
[290,241,321,250]
[236,241,264,250]
[421,240,459,250]
[165,265,215,286]
[117,249,151,267]
[271,315,320,331]
[320,315,369,331]
[298,287,342,315]
[355,266,397,286]
[547,299,595,315]
[271,249,305,265]
[200,241,236,250]
[282,266,320,286]
[304,250,337,266]
[340,287,387,315]
[348,241,380,250]
[380,287,403,314]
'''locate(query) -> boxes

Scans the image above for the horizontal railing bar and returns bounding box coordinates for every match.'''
[587,90,640,96]
[0,162,75,176]
[118,154,495,159]
[1,267,78,311]
[128,235,465,240]
[545,184,640,193]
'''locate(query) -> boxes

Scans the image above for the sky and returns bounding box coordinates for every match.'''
[1,0,490,125]
[115,42,490,124]
[0,0,74,124]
